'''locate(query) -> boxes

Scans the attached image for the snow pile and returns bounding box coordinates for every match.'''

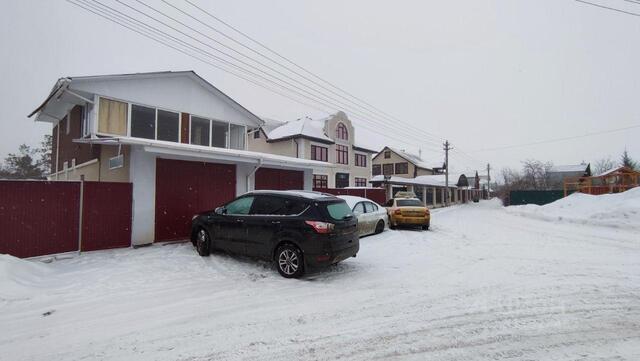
[506,187,640,229]
[0,254,51,300]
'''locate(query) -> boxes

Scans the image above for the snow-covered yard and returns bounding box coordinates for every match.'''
[1,192,639,361]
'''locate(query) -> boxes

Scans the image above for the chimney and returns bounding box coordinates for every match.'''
[418,148,422,159]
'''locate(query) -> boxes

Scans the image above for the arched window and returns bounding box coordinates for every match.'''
[336,122,348,141]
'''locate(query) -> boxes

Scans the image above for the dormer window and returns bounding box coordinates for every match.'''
[336,122,348,141]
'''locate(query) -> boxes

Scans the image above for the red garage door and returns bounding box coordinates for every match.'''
[155,158,236,242]
[255,168,304,190]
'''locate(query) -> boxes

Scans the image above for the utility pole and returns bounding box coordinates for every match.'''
[486,163,491,200]
[443,140,452,206]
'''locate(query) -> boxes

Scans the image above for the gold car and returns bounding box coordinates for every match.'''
[385,197,430,230]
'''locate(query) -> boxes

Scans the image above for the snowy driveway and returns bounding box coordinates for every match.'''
[1,200,639,360]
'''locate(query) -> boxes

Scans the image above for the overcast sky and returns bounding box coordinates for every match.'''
[1,0,639,175]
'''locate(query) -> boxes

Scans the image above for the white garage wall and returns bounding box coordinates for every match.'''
[130,147,156,246]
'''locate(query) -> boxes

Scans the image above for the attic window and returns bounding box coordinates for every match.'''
[384,150,391,159]
[336,122,348,141]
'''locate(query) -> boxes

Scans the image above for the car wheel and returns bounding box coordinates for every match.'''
[422,224,429,231]
[389,223,396,230]
[276,244,304,278]
[196,228,211,256]
[375,220,385,234]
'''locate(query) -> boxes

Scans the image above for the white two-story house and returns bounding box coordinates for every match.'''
[248,111,377,189]
[29,70,331,246]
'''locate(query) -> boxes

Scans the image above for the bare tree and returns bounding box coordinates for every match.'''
[521,159,553,190]
[594,157,615,175]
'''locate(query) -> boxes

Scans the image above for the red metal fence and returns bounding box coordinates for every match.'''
[313,188,387,205]
[0,180,132,258]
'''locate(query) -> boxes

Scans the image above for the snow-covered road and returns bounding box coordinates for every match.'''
[1,199,639,360]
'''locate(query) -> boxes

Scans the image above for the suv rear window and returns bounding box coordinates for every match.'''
[397,199,424,207]
[323,201,353,221]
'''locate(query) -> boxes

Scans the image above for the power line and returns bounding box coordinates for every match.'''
[66,0,472,162]
[75,0,448,152]
[68,0,443,156]
[575,0,640,17]
[121,0,447,149]
[473,124,640,152]
[183,0,447,144]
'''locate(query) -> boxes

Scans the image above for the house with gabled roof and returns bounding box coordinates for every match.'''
[247,111,377,189]
[29,70,332,246]
[371,146,445,179]
[548,163,591,187]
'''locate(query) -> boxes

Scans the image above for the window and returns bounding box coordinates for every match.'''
[190,116,210,146]
[311,145,328,162]
[225,196,254,215]
[336,122,348,140]
[355,177,367,187]
[81,105,90,137]
[384,150,391,159]
[253,129,260,139]
[66,111,71,135]
[383,163,394,175]
[251,196,307,215]
[130,104,156,139]
[355,153,367,167]
[313,174,328,188]
[212,120,228,148]
[324,201,352,221]
[157,109,180,142]
[372,164,381,176]
[397,199,424,207]
[353,202,365,214]
[335,172,349,188]
[395,162,409,174]
[98,98,127,135]
[336,144,348,164]
[230,123,245,150]
[364,202,378,213]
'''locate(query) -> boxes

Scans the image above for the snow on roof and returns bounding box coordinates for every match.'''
[549,164,589,173]
[387,147,444,170]
[75,137,335,170]
[370,174,458,188]
[262,115,333,142]
[31,71,264,126]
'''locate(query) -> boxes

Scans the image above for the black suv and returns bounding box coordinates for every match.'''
[190,190,359,278]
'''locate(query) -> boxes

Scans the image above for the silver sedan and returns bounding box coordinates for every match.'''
[338,195,388,237]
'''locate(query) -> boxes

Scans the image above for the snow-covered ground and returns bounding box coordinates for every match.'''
[1,195,639,360]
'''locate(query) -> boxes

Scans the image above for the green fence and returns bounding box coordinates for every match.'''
[508,190,566,206]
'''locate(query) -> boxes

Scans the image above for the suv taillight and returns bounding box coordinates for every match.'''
[305,220,335,234]
[394,209,402,215]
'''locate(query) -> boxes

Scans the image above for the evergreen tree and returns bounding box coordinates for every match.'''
[620,149,638,170]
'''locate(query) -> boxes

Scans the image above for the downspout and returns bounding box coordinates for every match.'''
[293,138,299,158]
[55,122,60,180]
[246,158,263,192]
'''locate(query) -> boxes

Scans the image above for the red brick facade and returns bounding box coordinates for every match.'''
[51,106,100,172]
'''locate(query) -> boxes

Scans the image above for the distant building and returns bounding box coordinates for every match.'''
[371,146,446,179]
[548,163,591,187]
[247,111,377,188]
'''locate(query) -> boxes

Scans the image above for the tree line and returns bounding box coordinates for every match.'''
[0,135,52,179]
[497,149,638,201]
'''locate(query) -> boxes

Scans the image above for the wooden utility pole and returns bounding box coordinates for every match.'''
[443,140,452,206]
[486,163,491,200]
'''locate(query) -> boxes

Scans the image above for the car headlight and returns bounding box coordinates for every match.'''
[191,214,199,221]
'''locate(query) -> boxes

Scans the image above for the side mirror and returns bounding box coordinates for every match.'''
[214,207,227,215]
